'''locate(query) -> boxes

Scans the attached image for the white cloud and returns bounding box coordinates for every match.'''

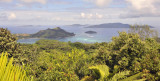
[80,12,103,19]
[126,0,154,10]
[20,0,47,4]
[8,13,16,20]
[15,3,24,7]
[0,13,7,20]
[87,14,93,18]
[95,0,112,6]
[96,13,103,18]
[0,12,16,20]
[0,0,70,5]
[0,0,12,3]
[81,13,85,18]
[121,0,160,18]
[51,17,61,21]
[84,0,112,7]
[80,13,93,19]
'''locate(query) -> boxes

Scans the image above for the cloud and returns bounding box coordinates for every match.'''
[96,13,103,18]
[0,0,47,4]
[0,12,16,20]
[0,0,12,3]
[80,12,103,19]
[120,0,160,18]
[49,0,72,5]
[126,0,155,10]
[20,0,47,4]
[0,0,73,9]
[80,13,93,19]
[0,0,71,5]
[8,13,16,20]
[0,13,8,20]
[87,14,93,18]
[84,0,112,7]
[81,13,85,18]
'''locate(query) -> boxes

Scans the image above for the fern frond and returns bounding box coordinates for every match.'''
[0,52,33,81]
[89,65,110,80]
[109,71,130,81]
[119,72,144,81]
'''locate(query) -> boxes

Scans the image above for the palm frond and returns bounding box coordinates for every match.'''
[109,71,130,81]
[89,65,110,80]
[0,52,33,81]
[119,72,144,81]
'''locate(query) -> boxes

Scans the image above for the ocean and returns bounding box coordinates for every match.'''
[2,25,158,44]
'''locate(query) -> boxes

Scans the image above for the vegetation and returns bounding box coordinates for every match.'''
[0,52,33,81]
[84,65,130,81]
[128,24,158,40]
[0,25,160,81]
[17,27,75,39]
[0,28,18,57]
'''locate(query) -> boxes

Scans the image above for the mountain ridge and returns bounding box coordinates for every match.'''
[85,23,154,28]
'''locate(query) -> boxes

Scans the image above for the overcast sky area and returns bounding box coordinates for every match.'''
[0,0,160,27]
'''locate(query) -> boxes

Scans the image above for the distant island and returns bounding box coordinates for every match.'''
[85,31,97,34]
[85,23,154,28]
[67,24,88,27]
[16,27,75,39]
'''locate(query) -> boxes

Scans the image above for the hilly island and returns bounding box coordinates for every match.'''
[16,27,75,39]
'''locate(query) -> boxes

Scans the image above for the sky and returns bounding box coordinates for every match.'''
[0,0,160,27]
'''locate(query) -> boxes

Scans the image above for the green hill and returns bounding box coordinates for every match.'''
[17,27,75,39]
[30,27,75,38]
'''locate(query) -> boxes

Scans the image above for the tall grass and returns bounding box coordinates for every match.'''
[0,52,33,81]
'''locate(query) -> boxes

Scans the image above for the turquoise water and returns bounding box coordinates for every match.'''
[16,26,129,44]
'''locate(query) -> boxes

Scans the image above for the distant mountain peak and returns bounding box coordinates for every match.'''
[53,27,61,30]
[17,27,75,39]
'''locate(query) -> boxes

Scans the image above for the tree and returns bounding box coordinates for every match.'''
[96,32,160,80]
[128,24,158,40]
[0,28,18,56]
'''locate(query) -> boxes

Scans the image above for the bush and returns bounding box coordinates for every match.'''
[0,28,18,56]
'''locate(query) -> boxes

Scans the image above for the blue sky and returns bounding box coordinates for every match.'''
[0,0,160,27]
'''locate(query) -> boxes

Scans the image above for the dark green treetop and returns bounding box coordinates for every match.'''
[0,28,18,56]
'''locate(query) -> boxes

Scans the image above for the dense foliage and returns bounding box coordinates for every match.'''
[1,25,160,81]
[0,28,18,56]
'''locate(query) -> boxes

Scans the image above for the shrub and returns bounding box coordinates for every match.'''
[0,28,18,56]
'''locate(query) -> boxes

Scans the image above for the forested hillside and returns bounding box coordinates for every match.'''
[16,27,75,39]
[0,25,160,81]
